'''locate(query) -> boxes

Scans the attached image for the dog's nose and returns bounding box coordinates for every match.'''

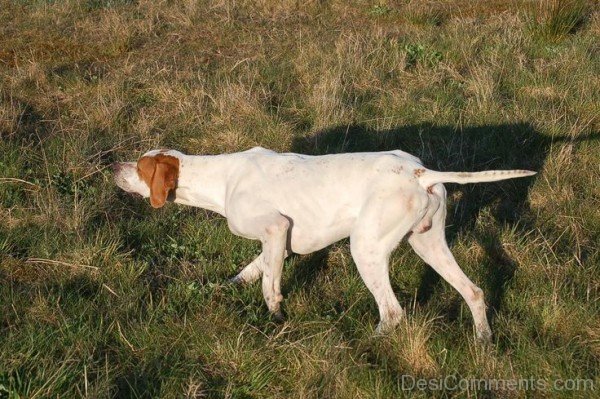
[111,162,123,173]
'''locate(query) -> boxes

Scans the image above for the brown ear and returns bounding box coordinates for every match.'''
[137,156,156,186]
[137,154,179,208]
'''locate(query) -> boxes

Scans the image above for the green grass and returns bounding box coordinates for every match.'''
[1,0,599,397]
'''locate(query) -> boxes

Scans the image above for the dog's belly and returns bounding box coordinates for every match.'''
[286,215,355,254]
[275,201,358,254]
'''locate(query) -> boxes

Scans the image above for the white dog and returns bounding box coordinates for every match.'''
[113,147,535,342]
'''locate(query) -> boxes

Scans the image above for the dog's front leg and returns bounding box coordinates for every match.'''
[230,253,264,285]
[230,250,291,285]
[227,199,290,320]
[258,214,290,321]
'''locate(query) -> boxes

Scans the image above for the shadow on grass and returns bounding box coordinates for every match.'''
[283,249,330,300]
[287,123,598,327]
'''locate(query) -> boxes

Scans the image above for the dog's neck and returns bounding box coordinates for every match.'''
[172,154,233,216]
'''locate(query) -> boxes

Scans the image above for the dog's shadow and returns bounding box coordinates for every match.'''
[284,123,597,325]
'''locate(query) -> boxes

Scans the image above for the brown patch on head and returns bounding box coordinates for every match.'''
[413,168,426,177]
[136,154,180,208]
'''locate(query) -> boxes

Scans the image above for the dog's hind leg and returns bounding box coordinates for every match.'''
[408,186,492,343]
[351,241,405,334]
[351,190,428,333]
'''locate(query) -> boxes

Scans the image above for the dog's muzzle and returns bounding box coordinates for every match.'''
[112,162,124,174]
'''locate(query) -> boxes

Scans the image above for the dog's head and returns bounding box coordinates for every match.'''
[113,150,180,208]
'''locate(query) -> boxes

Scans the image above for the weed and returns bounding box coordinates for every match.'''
[368,4,393,17]
[404,43,443,68]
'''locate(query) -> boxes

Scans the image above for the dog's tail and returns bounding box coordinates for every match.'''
[417,169,536,187]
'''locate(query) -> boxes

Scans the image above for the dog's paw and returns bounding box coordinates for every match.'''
[228,275,245,285]
[374,309,406,335]
[271,310,285,323]
[374,319,402,336]
[476,328,493,345]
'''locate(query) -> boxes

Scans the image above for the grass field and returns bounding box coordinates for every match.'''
[1,0,599,397]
